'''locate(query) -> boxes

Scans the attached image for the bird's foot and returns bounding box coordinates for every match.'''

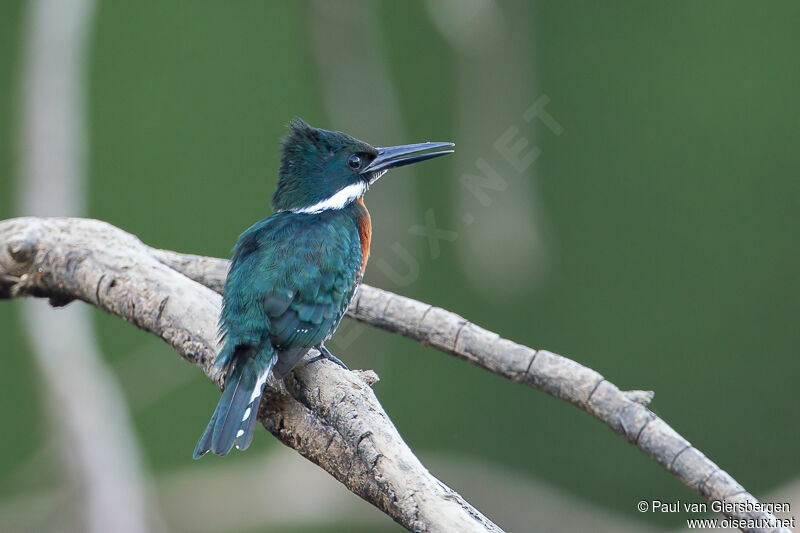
[306,345,349,370]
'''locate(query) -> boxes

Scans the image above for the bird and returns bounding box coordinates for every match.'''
[193,117,454,458]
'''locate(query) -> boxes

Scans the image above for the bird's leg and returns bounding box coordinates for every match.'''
[305,344,349,370]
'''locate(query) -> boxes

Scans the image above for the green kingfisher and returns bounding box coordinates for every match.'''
[194,118,454,458]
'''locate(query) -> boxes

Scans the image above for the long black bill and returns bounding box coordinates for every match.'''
[361,141,455,174]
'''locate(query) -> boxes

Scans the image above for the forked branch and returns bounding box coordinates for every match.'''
[0,217,789,533]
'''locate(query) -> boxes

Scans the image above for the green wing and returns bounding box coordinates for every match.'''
[218,210,362,375]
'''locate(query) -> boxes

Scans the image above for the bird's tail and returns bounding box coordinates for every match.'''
[193,344,276,459]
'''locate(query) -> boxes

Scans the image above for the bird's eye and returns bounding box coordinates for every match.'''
[347,154,362,170]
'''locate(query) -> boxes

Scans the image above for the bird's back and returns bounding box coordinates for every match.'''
[219,202,368,376]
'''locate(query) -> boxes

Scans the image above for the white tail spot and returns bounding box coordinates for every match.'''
[236,429,245,438]
[249,368,270,403]
[241,407,251,422]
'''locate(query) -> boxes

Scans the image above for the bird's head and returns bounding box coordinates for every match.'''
[272,117,454,213]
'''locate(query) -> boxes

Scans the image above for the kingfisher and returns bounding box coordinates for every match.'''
[194,118,454,458]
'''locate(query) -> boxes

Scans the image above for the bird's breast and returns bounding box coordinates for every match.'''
[355,198,371,276]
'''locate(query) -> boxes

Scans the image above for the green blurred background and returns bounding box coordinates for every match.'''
[1,1,798,531]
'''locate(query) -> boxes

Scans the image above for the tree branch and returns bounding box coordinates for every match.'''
[154,246,791,533]
[0,217,500,533]
[1,216,790,533]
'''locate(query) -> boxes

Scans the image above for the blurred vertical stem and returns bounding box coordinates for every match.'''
[426,0,551,298]
[17,1,162,532]
[308,0,420,287]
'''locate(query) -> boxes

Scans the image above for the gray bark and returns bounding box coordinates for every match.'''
[0,216,789,533]
[0,217,501,533]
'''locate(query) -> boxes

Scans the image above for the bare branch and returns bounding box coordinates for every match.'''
[1,216,789,532]
[0,217,501,533]
[153,243,790,533]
